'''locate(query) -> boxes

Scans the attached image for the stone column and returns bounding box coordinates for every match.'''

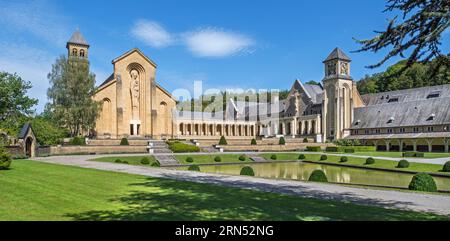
[385,140,391,152]
[426,139,433,152]
[444,138,449,153]
[291,120,296,138]
[413,140,417,152]
[399,139,404,152]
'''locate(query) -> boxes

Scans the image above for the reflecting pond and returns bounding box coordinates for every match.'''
[178,162,450,191]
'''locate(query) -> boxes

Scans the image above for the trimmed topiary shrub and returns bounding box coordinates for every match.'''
[214,156,222,162]
[308,170,328,182]
[120,138,129,146]
[442,161,450,172]
[365,157,375,165]
[320,155,328,161]
[279,137,286,145]
[298,154,306,160]
[122,161,129,164]
[219,136,228,145]
[188,165,200,172]
[251,139,257,145]
[397,160,410,168]
[240,166,255,176]
[344,148,355,153]
[186,157,194,163]
[303,138,309,143]
[270,154,277,160]
[140,157,151,165]
[239,155,246,161]
[306,146,321,152]
[408,173,437,192]
[340,156,348,163]
[325,147,338,152]
[114,159,122,163]
[0,148,12,170]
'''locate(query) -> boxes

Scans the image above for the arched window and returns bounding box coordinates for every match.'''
[72,48,78,56]
[80,49,85,57]
[160,101,167,106]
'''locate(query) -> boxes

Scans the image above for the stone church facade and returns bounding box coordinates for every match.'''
[66,30,450,152]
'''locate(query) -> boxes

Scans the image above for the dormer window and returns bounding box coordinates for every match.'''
[387,117,395,124]
[427,92,440,99]
[354,120,361,126]
[427,114,436,121]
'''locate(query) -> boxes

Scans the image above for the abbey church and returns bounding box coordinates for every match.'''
[66,30,450,152]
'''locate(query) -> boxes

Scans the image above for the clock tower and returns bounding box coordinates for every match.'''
[322,48,357,141]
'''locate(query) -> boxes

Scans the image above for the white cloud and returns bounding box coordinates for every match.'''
[130,20,256,58]
[0,0,70,46]
[183,28,254,57]
[131,20,174,48]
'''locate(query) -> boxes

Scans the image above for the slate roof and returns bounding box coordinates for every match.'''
[323,48,351,62]
[352,84,450,129]
[98,74,114,88]
[346,132,450,140]
[67,29,89,46]
[18,123,32,139]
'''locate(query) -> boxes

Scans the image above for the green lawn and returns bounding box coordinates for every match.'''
[175,154,254,164]
[1,160,448,221]
[89,155,158,166]
[259,153,449,175]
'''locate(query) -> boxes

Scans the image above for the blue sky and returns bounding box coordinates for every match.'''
[0,0,448,113]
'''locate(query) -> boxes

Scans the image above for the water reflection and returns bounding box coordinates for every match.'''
[179,162,450,191]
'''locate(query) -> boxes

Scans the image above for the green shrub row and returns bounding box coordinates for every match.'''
[325,146,375,153]
[167,141,200,153]
[69,136,86,146]
[306,146,321,152]
[114,159,129,164]
[402,152,425,158]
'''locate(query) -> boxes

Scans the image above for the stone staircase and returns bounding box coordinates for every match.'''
[155,155,180,166]
[248,154,267,162]
[148,140,173,154]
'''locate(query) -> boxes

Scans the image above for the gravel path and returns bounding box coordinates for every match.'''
[31,155,450,216]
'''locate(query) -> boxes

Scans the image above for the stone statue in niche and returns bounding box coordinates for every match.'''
[130,69,140,120]
[340,62,349,75]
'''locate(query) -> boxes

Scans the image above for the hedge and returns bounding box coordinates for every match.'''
[298,154,306,160]
[403,152,425,158]
[270,154,277,160]
[167,141,200,153]
[306,146,321,152]
[214,156,222,162]
[320,155,328,161]
[308,170,328,182]
[240,166,255,176]
[408,173,437,192]
[325,147,338,152]
[186,157,194,163]
[326,146,375,153]
[340,156,348,163]
[69,136,86,146]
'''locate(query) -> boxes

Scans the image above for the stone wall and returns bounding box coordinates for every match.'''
[49,145,148,155]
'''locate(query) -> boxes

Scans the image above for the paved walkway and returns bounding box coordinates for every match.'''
[31,155,450,215]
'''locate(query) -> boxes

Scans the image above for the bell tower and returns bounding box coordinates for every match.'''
[322,48,354,141]
[66,29,89,59]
